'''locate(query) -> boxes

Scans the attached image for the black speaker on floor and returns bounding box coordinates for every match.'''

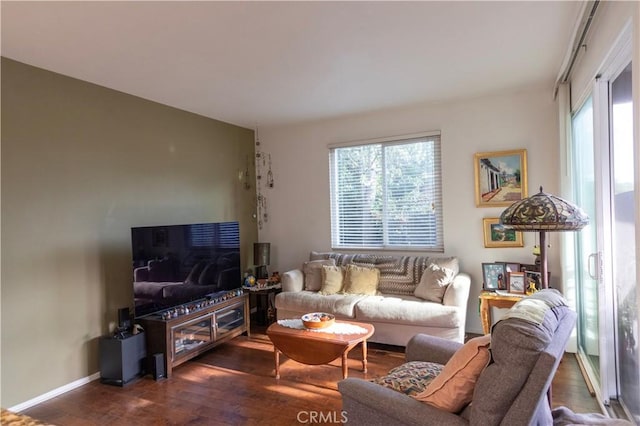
[152,353,165,381]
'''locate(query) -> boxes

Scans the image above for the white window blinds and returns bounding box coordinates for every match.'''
[329,133,444,251]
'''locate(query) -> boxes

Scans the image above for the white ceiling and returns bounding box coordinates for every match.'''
[1,1,581,129]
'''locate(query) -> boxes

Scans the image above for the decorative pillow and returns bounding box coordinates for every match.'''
[309,251,331,261]
[319,265,345,295]
[413,334,491,412]
[370,361,444,396]
[414,264,455,303]
[430,257,460,276]
[342,264,380,295]
[302,259,336,291]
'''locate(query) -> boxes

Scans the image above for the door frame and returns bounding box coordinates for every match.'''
[588,21,633,405]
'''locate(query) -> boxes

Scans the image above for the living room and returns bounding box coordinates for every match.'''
[2,1,639,424]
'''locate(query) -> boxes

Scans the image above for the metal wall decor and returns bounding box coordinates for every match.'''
[240,155,251,190]
[255,129,275,230]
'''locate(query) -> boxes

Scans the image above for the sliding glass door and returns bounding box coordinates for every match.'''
[610,63,638,423]
[571,96,601,381]
[571,60,638,423]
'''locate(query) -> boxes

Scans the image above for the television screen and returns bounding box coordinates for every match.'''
[131,221,241,317]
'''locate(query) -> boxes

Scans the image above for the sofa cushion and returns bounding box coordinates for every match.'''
[429,257,459,277]
[413,334,491,412]
[354,294,462,328]
[275,290,366,318]
[309,252,459,296]
[370,361,444,396]
[343,265,380,295]
[414,263,455,303]
[320,265,345,295]
[303,259,336,291]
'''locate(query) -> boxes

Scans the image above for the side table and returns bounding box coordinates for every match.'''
[243,284,281,325]
[479,292,524,334]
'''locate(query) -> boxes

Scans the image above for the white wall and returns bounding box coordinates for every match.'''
[258,86,561,335]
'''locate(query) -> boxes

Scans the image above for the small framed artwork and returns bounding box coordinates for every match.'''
[498,262,521,274]
[474,149,528,207]
[483,218,524,248]
[525,270,543,292]
[482,262,508,290]
[508,271,526,294]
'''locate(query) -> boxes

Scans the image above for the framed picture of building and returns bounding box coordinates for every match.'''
[474,149,528,207]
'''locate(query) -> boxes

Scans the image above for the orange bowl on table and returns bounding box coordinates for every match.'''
[301,312,335,329]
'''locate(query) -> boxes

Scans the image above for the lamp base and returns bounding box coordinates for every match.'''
[255,265,269,280]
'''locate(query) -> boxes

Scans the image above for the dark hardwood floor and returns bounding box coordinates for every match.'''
[22,327,600,425]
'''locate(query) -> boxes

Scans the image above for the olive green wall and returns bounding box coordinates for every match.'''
[1,57,257,408]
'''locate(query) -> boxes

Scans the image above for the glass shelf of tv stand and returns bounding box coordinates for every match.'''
[215,302,246,338]
[172,315,213,358]
[170,298,246,359]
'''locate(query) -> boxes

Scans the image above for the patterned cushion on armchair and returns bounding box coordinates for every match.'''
[369,361,444,396]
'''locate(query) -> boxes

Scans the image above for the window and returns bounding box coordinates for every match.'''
[329,132,443,251]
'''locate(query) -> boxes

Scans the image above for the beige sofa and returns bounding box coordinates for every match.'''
[275,252,471,346]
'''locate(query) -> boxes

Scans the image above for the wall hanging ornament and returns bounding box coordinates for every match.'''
[254,128,274,230]
[240,155,251,190]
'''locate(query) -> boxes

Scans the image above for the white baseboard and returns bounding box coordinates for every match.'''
[8,372,101,413]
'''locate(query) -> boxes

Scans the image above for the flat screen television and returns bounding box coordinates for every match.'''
[131,221,241,318]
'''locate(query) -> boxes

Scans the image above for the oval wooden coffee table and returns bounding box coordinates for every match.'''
[266,320,375,379]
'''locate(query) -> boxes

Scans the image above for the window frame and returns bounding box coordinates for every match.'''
[328,131,444,252]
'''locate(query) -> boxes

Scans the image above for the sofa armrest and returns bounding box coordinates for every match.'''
[405,333,463,364]
[281,269,304,292]
[442,272,471,308]
[338,378,467,426]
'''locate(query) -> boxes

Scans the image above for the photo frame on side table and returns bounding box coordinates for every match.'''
[525,270,543,292]
[498,262,521,274]
[521,265,550,290]
[482,262,507,291]
[474,149,528,207]
[483,218,524,248]
[508,271,526,294]
[520,264,538,273]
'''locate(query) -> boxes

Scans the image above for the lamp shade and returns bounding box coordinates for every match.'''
[499,187,589,231]
[253,242,271,266]
[499,187,589,290]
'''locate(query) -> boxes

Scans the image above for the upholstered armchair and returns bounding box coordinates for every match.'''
[338,289,577,426]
